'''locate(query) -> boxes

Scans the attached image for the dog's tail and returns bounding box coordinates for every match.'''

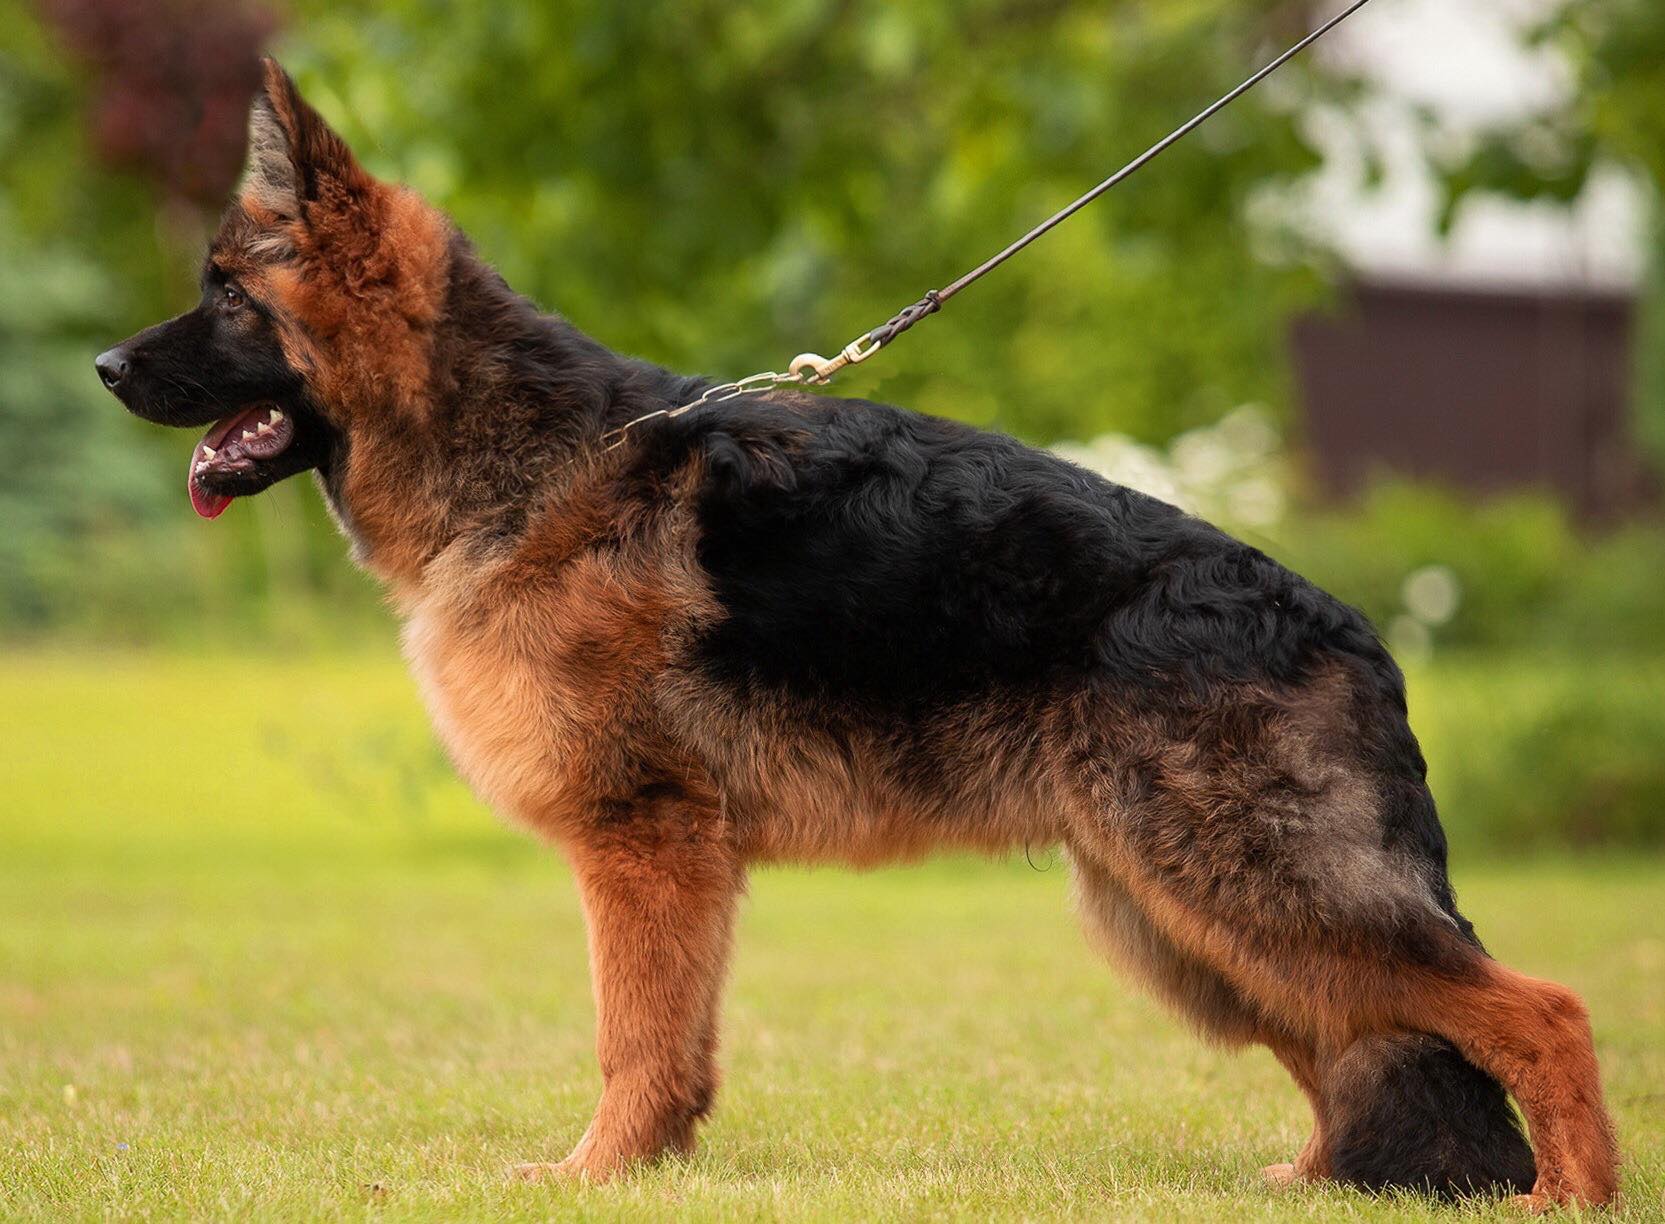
[1325,1033,1536,1200]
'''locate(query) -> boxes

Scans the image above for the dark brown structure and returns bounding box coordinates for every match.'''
[1291,278,1651,519]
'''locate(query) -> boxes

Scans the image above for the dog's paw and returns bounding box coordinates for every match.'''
[1506,1186,1619,1214]
[512,1161,567,1184]
[513,1144,643,1185]
[512,1157,593,1184]
[1261,1162,1300,1189]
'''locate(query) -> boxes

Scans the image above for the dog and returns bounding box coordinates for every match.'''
[96,59,1614,1208]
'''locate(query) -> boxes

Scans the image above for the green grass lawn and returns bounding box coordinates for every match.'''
[2,652,1662,1221]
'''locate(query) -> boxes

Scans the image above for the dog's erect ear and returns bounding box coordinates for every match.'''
[242,57,371,219]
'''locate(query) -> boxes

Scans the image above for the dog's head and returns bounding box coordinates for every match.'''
[96,59,450,520]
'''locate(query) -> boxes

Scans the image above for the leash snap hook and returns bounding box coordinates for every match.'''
[789,333,880,385]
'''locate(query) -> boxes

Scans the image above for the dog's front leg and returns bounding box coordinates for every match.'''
[517,792,742,1183]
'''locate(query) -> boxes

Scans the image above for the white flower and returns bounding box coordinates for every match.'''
[1402,565,1462,626]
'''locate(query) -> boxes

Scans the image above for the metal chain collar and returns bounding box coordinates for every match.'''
[600,289,944,451]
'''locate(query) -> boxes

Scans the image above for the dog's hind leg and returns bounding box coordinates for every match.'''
[1073,831,1615,1205]
[1067,848,1335,1185]
[1060,670,1617,1207]
[516,784,742,1183]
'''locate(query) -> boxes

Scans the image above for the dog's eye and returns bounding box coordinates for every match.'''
[221,285,245,311]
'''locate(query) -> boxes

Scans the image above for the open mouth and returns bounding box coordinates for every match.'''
[188,404,294,519]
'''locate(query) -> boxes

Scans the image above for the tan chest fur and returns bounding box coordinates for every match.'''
[397,493,714,841]
[402,584,588,836]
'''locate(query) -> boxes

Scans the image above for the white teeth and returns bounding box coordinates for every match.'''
[256,420,273,435]
[194,461,208,473]
[269,408,283,422]
[201,446,216,460]
[241,430,255,441]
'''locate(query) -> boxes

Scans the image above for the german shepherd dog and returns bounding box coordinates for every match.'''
[97,61,1616,1207]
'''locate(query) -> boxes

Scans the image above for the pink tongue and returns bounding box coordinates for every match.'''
[188,475,232,520]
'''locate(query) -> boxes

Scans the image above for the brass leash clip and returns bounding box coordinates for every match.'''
[788,333,881,385]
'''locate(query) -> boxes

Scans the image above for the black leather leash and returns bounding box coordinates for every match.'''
[605,0,1375,449]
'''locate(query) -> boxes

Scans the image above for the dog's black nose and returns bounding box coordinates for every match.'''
[95,347,130,390]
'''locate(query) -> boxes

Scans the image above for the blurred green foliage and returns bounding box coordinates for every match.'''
[1265,483,1665,656]
[0,7,170,631]
[1410,656,1665,851]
